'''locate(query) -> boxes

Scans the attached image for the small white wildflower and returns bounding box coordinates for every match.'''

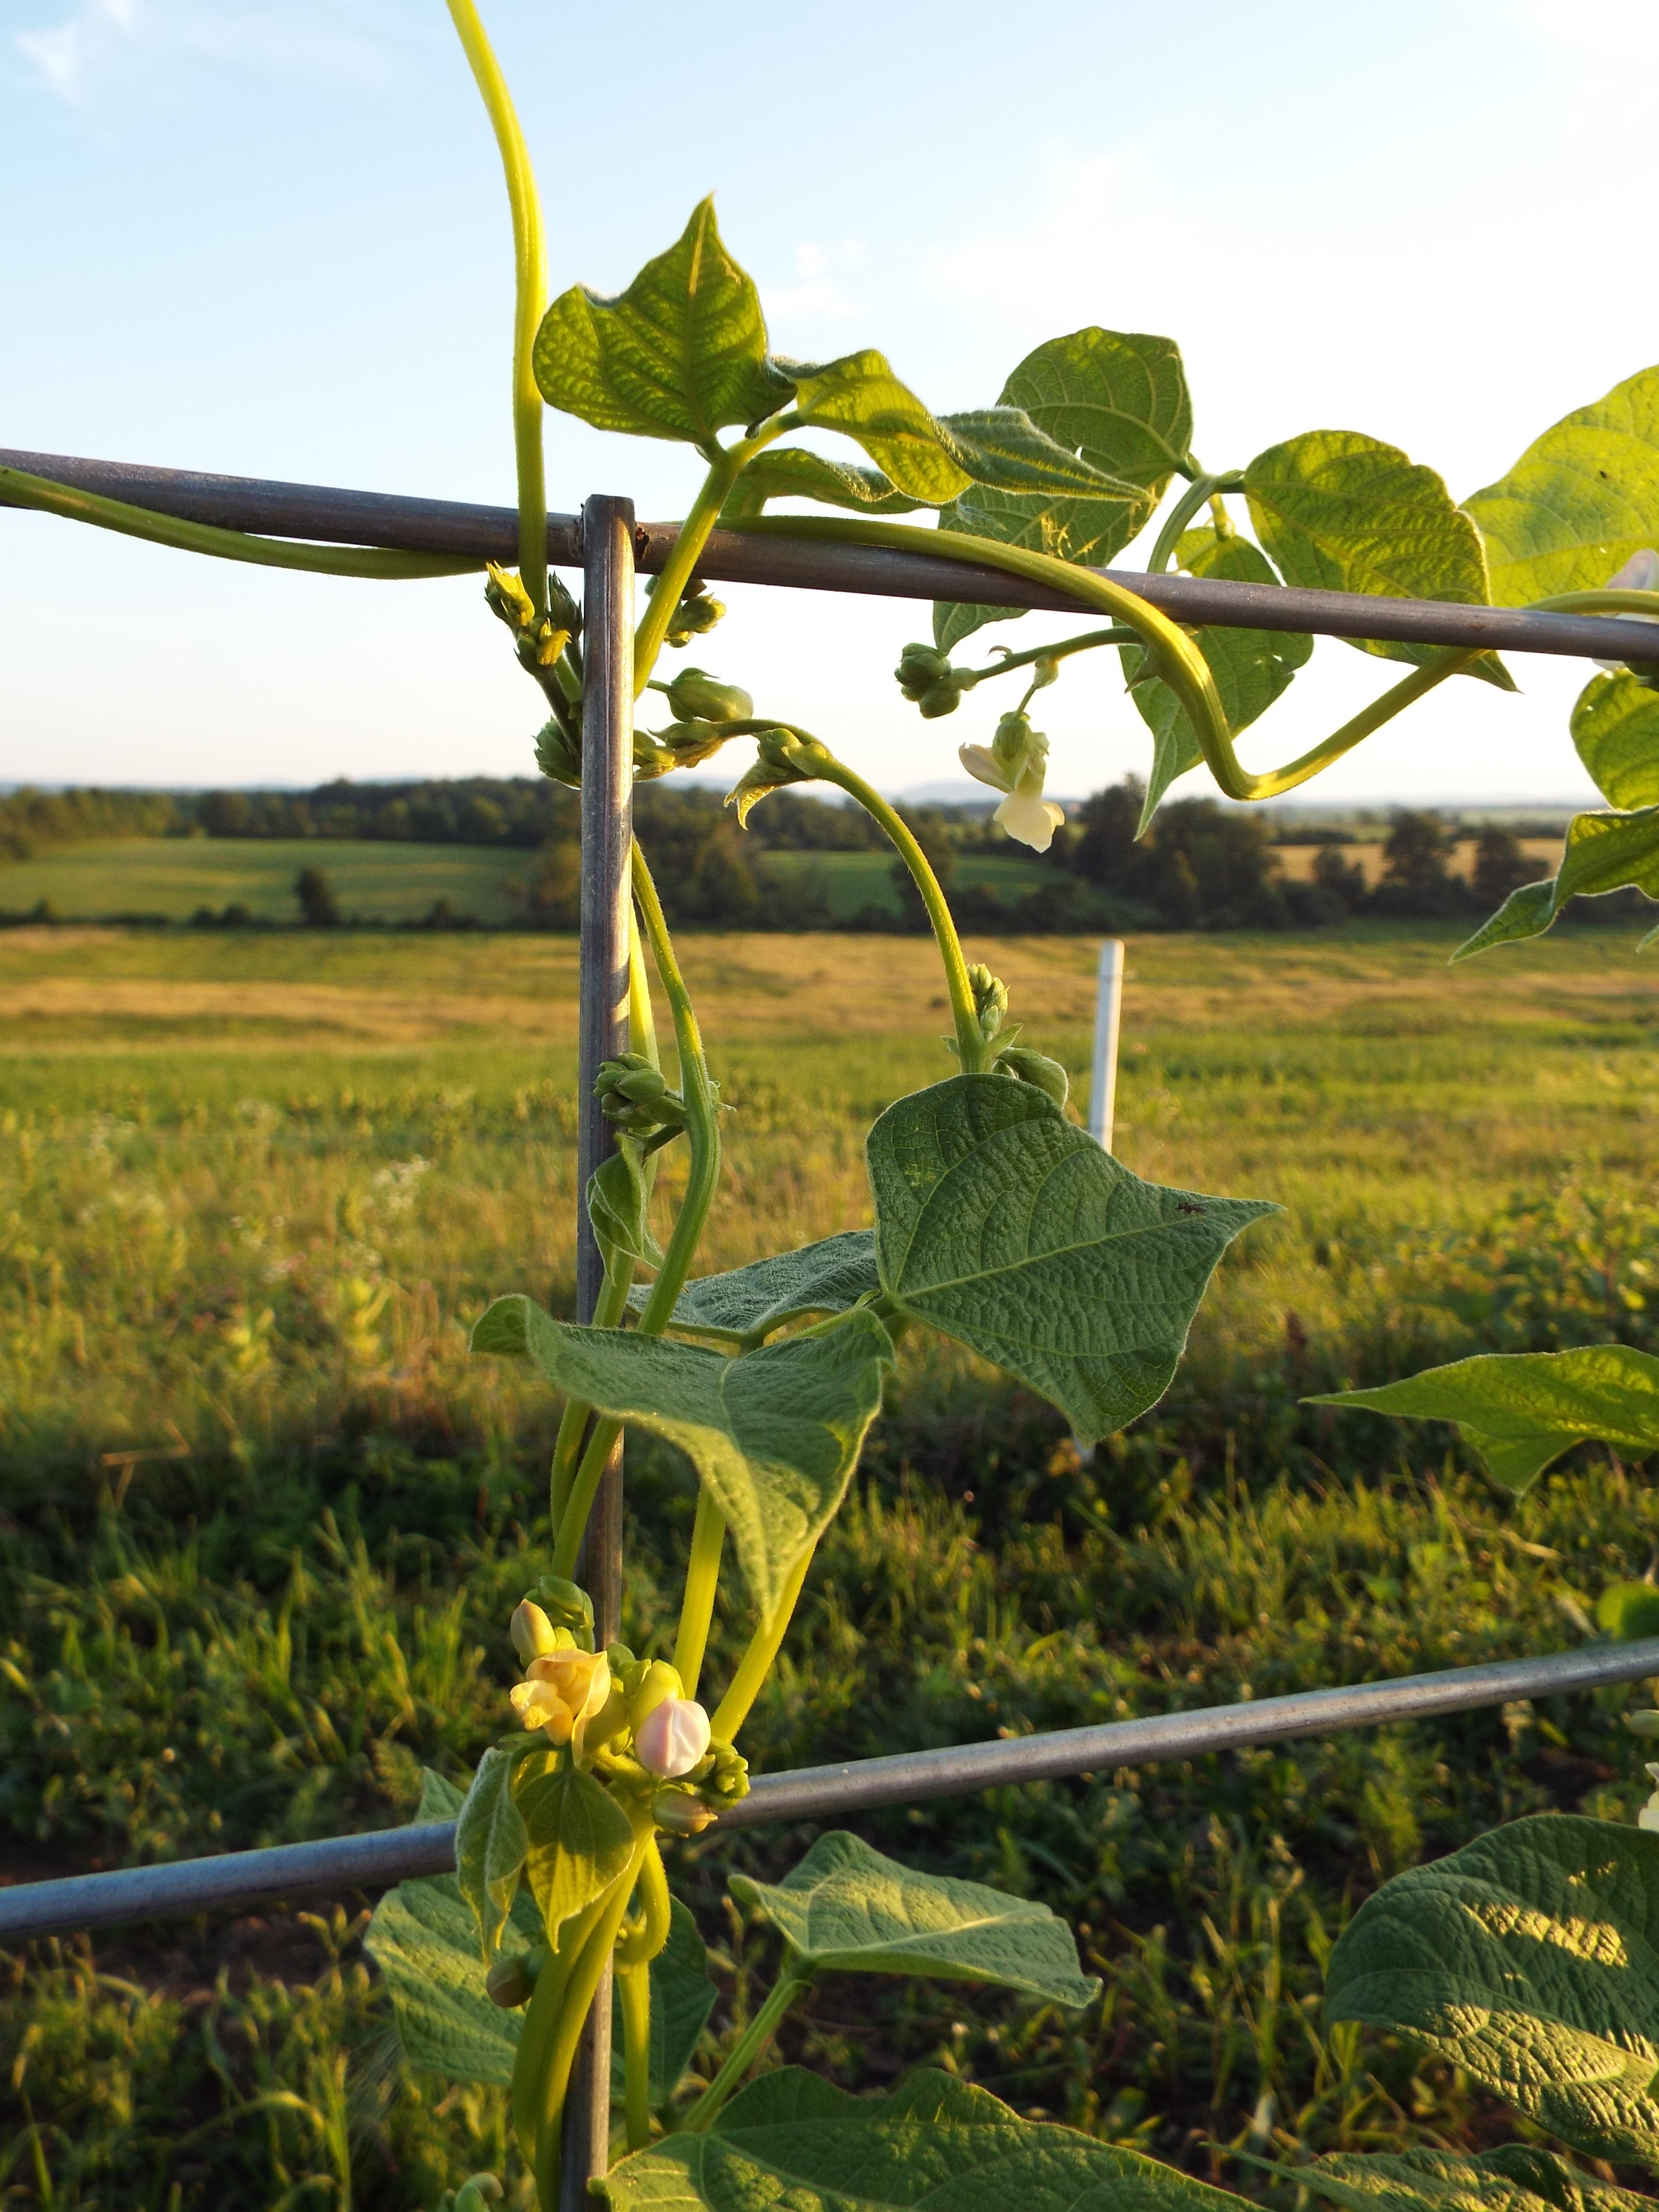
[959,712,1067,853]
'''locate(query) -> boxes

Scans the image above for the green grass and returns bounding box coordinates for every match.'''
[761,848,1049,917]
[2,920,1659,2206]
[0,838,531,924]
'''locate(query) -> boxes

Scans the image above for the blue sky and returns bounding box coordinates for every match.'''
[2,0,1655,805]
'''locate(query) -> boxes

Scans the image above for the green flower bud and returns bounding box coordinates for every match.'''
[652,1788,717,1836]
[529,1576,595,1652]
[725,726,830,827]
[994,1045,1070,1110]
[702,1738,749,1804]
[1626,1710,1659,1738]
[917,679,963,719]
[485,1951,539,2008]
[663,668,753,724]
[967,963,1010,1046]
[648,575,726,647]
[646,720,730,772]
[594,1054,688,1137]
[628,1659,684,1732]
[895,643,950,699]
[535,715,582,790]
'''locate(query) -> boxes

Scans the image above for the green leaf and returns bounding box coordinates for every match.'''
[598,2067,1252,2212]
[611,1898,717,2106]
[517,1761,635,1942]
[729,1831,1098,2006]
[1596,1582,1659,1641]
[784,351,973,505]
[455,1745,530,1963]
[931,325,1186,652]
[1464,365,1659,603]
[1575,673,1659,810]
[938,408,1145,499]
[625,1230,880,1346]
[1456,802,1659,960]
[364,1767,539,2088]
[1308,1344,1659,1494]
[473,1298,893,1614]
[1245,431,1512,688]
[1123,528,1314,819]
[1451,878,1559,962]
[1292,2144,1652,2212]
[867,1075,1277,1441]
[1324,1814,1659,2166]
[532,198,791,446]
[719,448,926,521]
[589,1137,663,1279]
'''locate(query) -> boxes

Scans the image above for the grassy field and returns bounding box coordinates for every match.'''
[2,920,1659,2207]
[0,838,532,924]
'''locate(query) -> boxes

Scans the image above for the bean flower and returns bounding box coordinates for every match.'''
[635,1695,713,1779]
[959,711,1067,853]
[510,1643,612,1755]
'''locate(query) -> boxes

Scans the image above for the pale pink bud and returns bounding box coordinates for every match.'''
[634,1695,711,1779]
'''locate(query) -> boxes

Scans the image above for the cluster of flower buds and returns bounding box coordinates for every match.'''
[594,1053,689,1139]
[535,713,582,789]
[646,574,726,648]
[726,725,830,825]
[633,668,759,780]
[485,565,581,672]
[508,1599,614,1756]
[959,711,1067,853]
[894,643,971,719]
[968,963,1009,1048]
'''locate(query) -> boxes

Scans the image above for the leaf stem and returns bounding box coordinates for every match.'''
[681,1958,814,2136]
[444,0,549,617]
[709,1543,815,1744]
[618,1961,653,2151]
[672,1488,727,1700]
[1147,470,1242,576]
[0,463,480,580]
[960,626,1137,686]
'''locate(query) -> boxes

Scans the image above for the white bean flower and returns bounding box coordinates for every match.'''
[1595,549,1659,672]
[959,712,1067,853]
[634,1695,713,1779]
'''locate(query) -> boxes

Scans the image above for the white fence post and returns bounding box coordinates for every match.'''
[1088,938,1124,1152]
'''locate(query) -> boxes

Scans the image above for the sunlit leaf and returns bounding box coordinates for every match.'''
[730,1831,1097,2005]
[1292,2144,1651,2212]
[599,2068,1253,2212]
[627,1231,880,1346]
[517,1761,635,1942]
[473,1297,892,1614]
[1245,430,1511,687]
[784,350,973,505]
[1454,802,1659,959]
[867,1075,1276,1440]
[1574,672,1659,811]
[1465,365,1659,603]
[533,198,791,445]
[720,448,926,521]
[454,1745,529,1962]
[1325,1814,1659,2165]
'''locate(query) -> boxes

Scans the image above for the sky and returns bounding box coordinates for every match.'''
[2,0,1657,808]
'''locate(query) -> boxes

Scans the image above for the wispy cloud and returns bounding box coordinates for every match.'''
[13,0,398,103]
[767,239,866,323]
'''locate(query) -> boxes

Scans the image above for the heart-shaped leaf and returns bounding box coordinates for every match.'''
[1454,801,1659,960]
[720,447,926,521]
[454,1744,530,1962]
[931,325,1184,652]
[627,1230,880,1347]
[729,1831,1098,2006]
[365,1767,541,2088]
[1575,673,1659,811]
[1325,1814,1659,2166]
[785,350,972,505]
[612,1898,717,2106]
[1465,365,1659,604]
[533,198,792,445]
[1292,2145,1651,2212]
[599,2068,1252,2212]
[517,1761,636,1942]
[1308,1344,1659,1494]
[867,1075,1276,1440]
[473,1298,892,1614]
[1124,527,1314,820]
[1245,431,1511,688]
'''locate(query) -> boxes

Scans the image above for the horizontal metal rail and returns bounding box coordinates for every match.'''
[4,1636,1654,1944]
[4,446,1658,664]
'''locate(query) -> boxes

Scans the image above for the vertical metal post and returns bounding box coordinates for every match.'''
[564,493,635,2210]
[1087,938,1124,1153]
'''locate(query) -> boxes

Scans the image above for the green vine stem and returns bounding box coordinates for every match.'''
[710,1543,815,1744]
[632,425,787,691]
[958,625,1138,688]
[444,0,549,617]
[681,1957,815,2135]
[617,1962,653,2150]
[672,1488,727,1699]
[1146,469,1243,575]
[509,1887,610,2165]
[0,462,480,581]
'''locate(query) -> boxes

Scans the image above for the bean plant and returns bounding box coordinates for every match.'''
[11,7,1659,2208]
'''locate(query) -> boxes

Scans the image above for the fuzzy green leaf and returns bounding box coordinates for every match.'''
[364,1768,540,2088]
[784,351,973,505]
[729,1832,1097,2005]
[1324,1814,1659,2166]
[589,1138,663,1279]
[720,448,926,521]
[532,198,791,445]
[1245,431,1511,687]
[931,326,1185,652]
[1465,365,1659,603]
[517,1762,635,1942]
[454,1745,529,1963]
[473,1297,892,1614]
[612,1899,717,2106]
[1308,1345,1659,1494]
[598,2068,1251,2212]
[626,1231,880,1346]
[1292,2145,1652,2212]
[1124,528,1314,820]
[1575,673,1659,811]
[867,1075,1276,1440]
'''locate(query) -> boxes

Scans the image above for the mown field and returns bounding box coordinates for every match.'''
[2,920,1658,2208]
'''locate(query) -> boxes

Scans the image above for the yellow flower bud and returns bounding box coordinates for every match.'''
[509,1647,612,1754]
[510,1599,561,1665]
[627,1659,684,1733]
